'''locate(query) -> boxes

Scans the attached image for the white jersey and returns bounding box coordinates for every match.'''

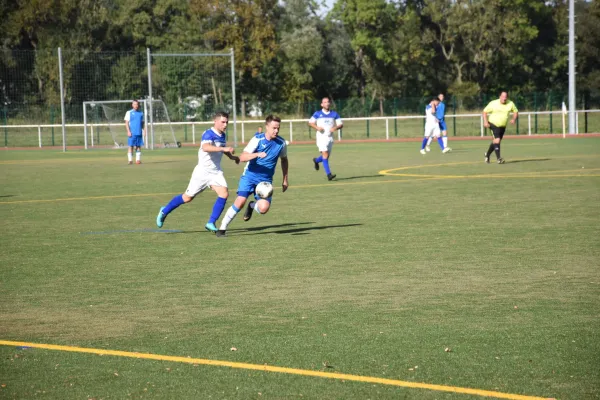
[309,109,343,138]
[425,104,438,126]
[198,128,227,173]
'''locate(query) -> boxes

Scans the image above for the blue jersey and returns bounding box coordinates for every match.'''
[241,133,288,181]
[309,110,342,136]
[435,102,446,121]
[125,109,144,136]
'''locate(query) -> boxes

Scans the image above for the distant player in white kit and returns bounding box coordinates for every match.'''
[308,97,343,181]
[155,111,240,232]
[420,97,441,155]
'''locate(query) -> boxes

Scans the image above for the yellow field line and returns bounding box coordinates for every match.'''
[0,340,551,400]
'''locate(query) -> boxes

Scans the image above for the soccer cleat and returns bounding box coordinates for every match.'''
[442,147,452,153]
[425,145,431,152]
[497,158,505,164]
[205,222,218,232]
[327,173,336,181]
[484,153,490,164]
[156,207,166,228]
[215,230,227,238]
[243,201,255,221]
[420,149,426,155]
[312,158,320,171]
[128,161,133,165]
[136,160,141,164]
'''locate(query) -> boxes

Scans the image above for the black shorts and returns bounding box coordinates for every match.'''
[489,123,506,140]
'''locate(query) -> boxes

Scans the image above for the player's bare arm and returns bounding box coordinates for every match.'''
[202,143,234,153]
[126,121,132,137]
[239,151,267,162]
[224,151,240,164]
[483,112,490,128]
[510,112,518,124]
[330,123,343,133]
[281,156,289,192]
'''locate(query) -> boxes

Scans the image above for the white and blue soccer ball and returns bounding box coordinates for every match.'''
[255,181,273,199]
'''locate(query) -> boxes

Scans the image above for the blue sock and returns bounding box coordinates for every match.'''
[208,197,227,223]
[323,159,332,175]
[163,194,185,215]
[421,138,428,149]
[437,137,444,149]
[315,155,323,163]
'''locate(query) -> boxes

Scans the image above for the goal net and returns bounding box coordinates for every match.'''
[83,100,179,149]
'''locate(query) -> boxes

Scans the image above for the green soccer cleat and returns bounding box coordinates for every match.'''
[156,207,166,228]
[205,222,218,232]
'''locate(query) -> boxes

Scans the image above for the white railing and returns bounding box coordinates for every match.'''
[1,109,598,148]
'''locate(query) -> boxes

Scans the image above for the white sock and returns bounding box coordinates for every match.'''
[426,137,433,146]
[136,151,141,161]
[128,152,133,162]
[219,206,239,230]
[253,201,262,214]
[443,136,448,147]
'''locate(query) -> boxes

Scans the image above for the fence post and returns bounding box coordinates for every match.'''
[3,107,7,147]
[50,106,55,146]
[184,107,188,142]
[549,91,553,133]
[534,92,538,133]
[393,98,398,137]
[452,96,457,136]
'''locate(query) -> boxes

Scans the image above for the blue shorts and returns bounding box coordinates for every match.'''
[128,135,144,148]
[439,121,447,132]
[237,174,273,202]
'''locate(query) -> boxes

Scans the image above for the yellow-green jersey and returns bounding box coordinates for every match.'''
[483,99,518,127]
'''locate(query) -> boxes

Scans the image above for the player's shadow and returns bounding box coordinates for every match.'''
[173,222,313,234]
[0,195,15,198]
[334,175,384,181]
[237,223,363,236]
[507,158,551,164]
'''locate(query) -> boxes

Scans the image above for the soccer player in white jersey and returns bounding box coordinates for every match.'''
[156,111,240,232]
[308,97,343,181]
[426,93,451,153]
[420,97,441,155]
[216,115,289,238]
[124,100,145,164]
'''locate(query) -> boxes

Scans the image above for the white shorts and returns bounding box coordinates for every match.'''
[424,123,441,138]
[316,133,334,153]
[184,166,227,197]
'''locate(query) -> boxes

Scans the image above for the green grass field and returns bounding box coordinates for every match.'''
[1,137,599,399]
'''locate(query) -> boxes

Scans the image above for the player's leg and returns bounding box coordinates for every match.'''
[421,127,431,154]
[217,176,254,236]
[434,126,444,151]
[495,134,505,163]
[425,136,432,151]
[127,146,134,164]
[135,136,143,164]
[205,174,229,232]
[322,140,335,180]
[156,167,205,228]
[440,122,450,152]
[485,124,498,163]
[244,194,272,222]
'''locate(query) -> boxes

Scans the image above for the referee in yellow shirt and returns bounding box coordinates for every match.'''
[482,91,518,164]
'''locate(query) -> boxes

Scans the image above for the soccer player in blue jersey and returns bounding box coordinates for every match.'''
[308,97,343,181]
[124,100,145,164]
[426,93,451,153]
[215,115,289,238]
[156,111,240,232]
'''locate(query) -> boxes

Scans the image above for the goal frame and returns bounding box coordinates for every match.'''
[146,48,238,149]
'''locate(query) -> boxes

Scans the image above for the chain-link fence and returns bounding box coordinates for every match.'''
[2,49,599,147]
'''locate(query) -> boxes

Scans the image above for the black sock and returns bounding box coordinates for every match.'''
[486,143,495,157]
[494,143,501,159]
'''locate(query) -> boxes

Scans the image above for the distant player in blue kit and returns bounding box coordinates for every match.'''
[156,111,240,232]
[124,100,145,164]
[216,115,289,238]
[308,97,343,181]
[426,93,451,153]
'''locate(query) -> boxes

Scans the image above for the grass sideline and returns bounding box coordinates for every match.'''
[1,137,599,399]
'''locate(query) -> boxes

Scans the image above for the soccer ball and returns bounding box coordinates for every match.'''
[255,181,273,199]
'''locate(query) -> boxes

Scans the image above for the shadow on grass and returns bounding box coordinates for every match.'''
[0,195,15,198]
[237,223,363,236]
[173,222,314,234]
[507,158,551,164]
[334,175,384,181]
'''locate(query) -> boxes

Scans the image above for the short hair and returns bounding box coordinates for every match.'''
[265,115,281,124]
[132,100,139,105]
[321,96,331,102]
[213,111,229,120]
[432,97,440,102]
